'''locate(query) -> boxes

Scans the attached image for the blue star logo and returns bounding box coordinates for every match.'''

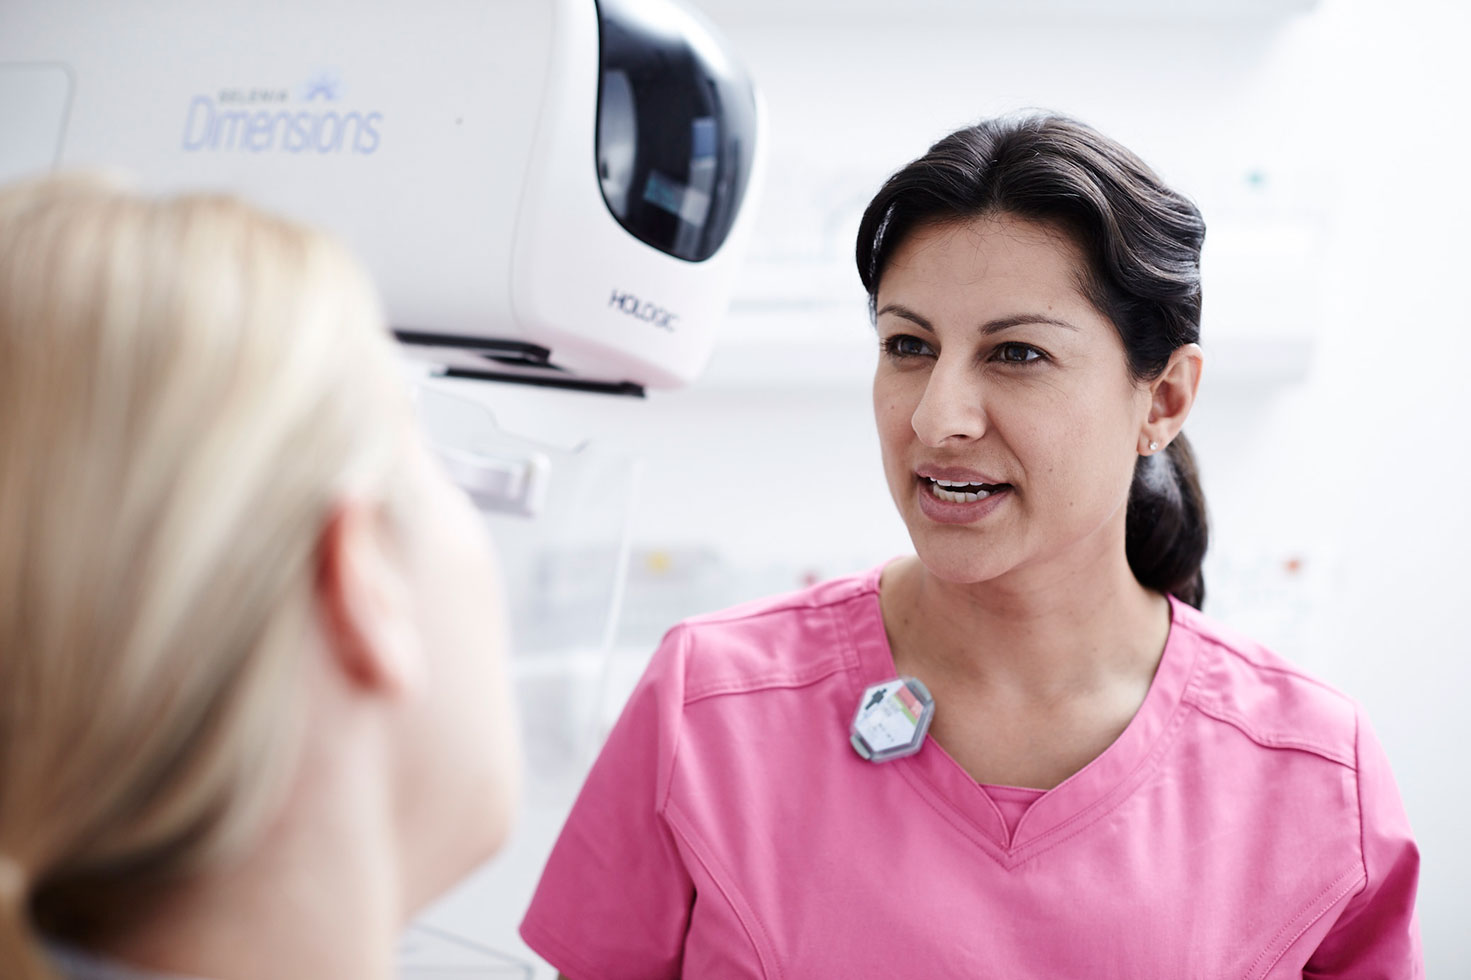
[300,71,342,102]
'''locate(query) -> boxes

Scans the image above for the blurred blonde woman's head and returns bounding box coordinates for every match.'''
[0,177,517,975]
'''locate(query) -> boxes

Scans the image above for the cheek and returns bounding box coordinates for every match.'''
[417,499,516,767]
[431,502,505,657]
[1028,400,1138,512]
[404,463,510,685]
[872,373,916,455]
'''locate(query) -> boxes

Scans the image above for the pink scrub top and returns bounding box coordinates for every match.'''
[521,566,1421,979]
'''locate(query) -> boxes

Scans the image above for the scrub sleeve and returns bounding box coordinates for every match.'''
[1303,709,1422,977]
[520,628,693,979]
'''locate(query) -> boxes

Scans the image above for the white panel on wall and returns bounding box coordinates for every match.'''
[0,64,71,183]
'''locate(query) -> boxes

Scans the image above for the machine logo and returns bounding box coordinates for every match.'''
[609,289,678,332]
[299,71,342,102]
[181,71,382,155]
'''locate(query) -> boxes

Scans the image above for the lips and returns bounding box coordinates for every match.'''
[915,465,1008,486]
[912,465,1013,523]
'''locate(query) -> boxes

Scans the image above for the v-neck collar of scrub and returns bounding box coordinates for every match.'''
[845,562,1201,870]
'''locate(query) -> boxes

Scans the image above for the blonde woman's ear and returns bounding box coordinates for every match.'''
[316,498,426,698]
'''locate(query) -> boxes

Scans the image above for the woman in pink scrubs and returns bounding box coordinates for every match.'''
[521,114,1422,978]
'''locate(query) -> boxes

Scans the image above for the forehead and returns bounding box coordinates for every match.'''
[878,214,1094,319]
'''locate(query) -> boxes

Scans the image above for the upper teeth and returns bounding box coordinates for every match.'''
[926,477,995,503]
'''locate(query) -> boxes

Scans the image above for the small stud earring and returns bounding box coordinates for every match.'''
[1149,441,1159,452]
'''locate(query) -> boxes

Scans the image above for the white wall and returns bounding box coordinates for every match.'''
[428,0,1471,973]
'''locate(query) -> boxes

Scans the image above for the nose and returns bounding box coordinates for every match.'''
[910,356,986,448]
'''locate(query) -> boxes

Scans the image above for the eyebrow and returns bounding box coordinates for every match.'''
[875,303,1079,335]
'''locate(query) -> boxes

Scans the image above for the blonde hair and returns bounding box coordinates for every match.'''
[0,176,412,975]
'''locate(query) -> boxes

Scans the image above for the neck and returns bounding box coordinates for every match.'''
[102,727,404,980]
[884,533,1170,701]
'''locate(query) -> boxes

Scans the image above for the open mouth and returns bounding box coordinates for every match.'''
[921,476,1011,503]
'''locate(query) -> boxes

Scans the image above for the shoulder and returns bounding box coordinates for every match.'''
[654,566,880,705]
[1172,598,1359,769]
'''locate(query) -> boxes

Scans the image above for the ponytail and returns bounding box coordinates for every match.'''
[1126,434,1208,609]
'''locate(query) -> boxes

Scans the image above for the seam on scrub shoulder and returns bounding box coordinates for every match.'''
[1194,625,1357,701]
[683,662,851,705]
[658,627,692,814]
[1353,704,1368,894]
[829,593,867,695]
[680,581,867,629]
[663,799,783,980]
[1247,863,1365,980]
[1182,696,1354,768]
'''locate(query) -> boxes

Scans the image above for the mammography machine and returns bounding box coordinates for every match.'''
[2,0,764,520]
[0,0,765,396]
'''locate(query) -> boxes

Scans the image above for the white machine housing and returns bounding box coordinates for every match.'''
[0,0,765,394]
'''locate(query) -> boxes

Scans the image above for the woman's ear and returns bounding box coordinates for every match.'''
[315,497,426,699]
[1139,343,1203,454]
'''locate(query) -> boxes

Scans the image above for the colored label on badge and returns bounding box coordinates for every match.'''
[895,684,922,723]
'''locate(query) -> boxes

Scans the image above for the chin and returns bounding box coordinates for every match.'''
[454,749,519,867]
[481,763,520,860]
[406,779,517,917]
[909,531,1018,586]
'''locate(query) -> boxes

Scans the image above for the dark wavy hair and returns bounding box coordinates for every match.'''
[856,113,1209,608]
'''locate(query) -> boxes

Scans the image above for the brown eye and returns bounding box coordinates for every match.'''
[882,335,935,358]
[996,343,1044,364]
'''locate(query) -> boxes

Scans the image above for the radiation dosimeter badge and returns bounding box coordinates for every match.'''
[850,678,935,763]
